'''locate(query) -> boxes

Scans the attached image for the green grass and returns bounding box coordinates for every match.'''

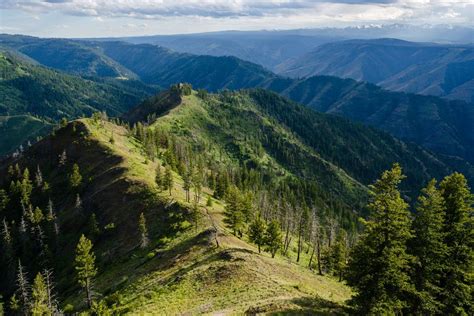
[52,120,351,315]
[74,118,353,314]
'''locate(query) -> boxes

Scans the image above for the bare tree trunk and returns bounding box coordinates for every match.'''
[317,237,323,276]
[86,278,92,308]
[308,244,316,269]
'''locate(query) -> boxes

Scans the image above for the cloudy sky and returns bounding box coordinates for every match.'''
[1,0,473,37]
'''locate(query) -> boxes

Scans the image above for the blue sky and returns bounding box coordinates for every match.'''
[1,0,473,38]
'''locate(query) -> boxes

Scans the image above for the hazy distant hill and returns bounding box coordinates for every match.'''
[111,25,474,70]
[276,39,474,103]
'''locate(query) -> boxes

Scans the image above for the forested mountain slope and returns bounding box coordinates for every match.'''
[0,110,354,314]
[1,35,473,164]
[276,39,474,103]
[0,35,137,79]
[0,52,155,155]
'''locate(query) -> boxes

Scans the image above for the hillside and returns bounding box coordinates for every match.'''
[1,86,472,314]
[0,115,52,156]
[1,35,473,163]
[0,52,154,156]
[0,115,352,314]
[0,35,137,79]
[276,39,474,103]
[133,88,472,201]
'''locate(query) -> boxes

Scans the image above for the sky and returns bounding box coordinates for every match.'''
[0,0,473,38]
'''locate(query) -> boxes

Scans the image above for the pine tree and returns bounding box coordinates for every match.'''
[35,165,43,188]
[88,213,100,240]
[163,166,173,196]
[31,273,50,315]
[58,150,67,167]
[74,234,97,308]
[20,168,33,206]
[183,169,192,202]
[0,189,9,212]
[346,163,414,314]
[265,220,282,258]
[331,230,348,282]
[223,186,244,236]
[138,212,149,248]
[32,207,44,224]
[155,165,163,191]
[409,179,447,314]
[249,214,266,253]
[69,163,82,188]
[438,173,473,315]
[296,207,309,263]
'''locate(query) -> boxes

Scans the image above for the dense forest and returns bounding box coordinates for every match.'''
[1,85,472,314]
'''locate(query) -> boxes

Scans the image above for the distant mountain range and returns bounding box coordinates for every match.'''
[1,34,473,165]
[276,39,474,103]
[108,24,474,70]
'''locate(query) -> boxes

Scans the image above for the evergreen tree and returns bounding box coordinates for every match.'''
[138,212,149,249]
[223,186,244,236]
[88,213,100,240]
[0,189,9,212]
[265,220,282,258]
[58,150,67,167]
[331,230,348,282]
[346,164,414,314]
[438,173,473,315]
[296,207,309,263]
[35,165,43,188]
[409,179,447,314]
[249,214,266,253]
[183,169,192,202]
[155,165,163,191]
[32,207,44,224]
[74,234,97,308]
[163,166,173,196]
[20,168,33,206]
[70,163,82,188]
[31,273,50,315]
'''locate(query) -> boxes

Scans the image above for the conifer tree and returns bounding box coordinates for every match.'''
[265,220,282,258]
[192,169,203,203]
[35,165,43,188]
[183,169,192,202]
[74,234,97,308]
[155,165,163,191]
[58,150,67,167]
[296,207,309,263]
[409,179,447,314]
[20,168,33,206]
[138,212,149,248]
[223,186,244,236]
[88,213,100,240]
[346,163,414,314]
[32,207,44,224]
[163,166,173,196]
[249,214,266,253]
[31,273,50,315]
[70,164,82,188]
[438,173,473,315]
[0,189,9,212]
[331,230,348,282]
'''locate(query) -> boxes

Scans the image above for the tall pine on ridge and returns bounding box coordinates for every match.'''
[409,179,447,314]
[438,173,473,315]
[346,163,414,314]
